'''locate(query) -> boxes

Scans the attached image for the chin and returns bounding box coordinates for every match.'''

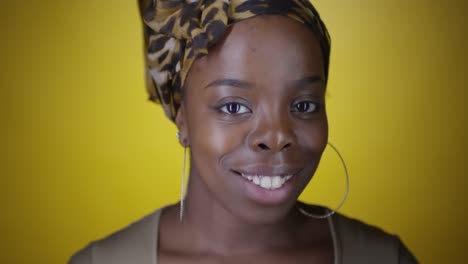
[232,198,299,225]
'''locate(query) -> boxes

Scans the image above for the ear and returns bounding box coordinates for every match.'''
[175,103,189,147]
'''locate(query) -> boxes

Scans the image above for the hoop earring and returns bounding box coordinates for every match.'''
[176,132,187,223]
[299,142,350,219]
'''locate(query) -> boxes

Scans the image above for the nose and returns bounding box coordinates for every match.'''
[248,114,295,153]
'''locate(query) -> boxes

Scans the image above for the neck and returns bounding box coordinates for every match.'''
[180,172,305,255]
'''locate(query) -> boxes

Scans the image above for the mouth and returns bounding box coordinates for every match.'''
[231,170,297,190]
[230,166,302,205]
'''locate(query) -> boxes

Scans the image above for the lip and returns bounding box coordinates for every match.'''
[231,165,302,177]
[230,165,302,205]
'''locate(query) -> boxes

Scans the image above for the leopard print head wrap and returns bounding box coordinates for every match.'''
[138,0,331,121]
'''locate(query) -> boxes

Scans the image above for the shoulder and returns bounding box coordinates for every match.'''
[332,213,418,263]
[68,208,163,264]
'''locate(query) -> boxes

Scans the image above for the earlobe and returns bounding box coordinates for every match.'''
[175,104,189,147]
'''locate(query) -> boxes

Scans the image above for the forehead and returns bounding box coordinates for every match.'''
[187,15,325,86]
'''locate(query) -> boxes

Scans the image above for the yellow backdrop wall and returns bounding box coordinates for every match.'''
[1,1,467,263]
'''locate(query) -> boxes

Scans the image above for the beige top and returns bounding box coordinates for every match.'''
[69,208,417,264]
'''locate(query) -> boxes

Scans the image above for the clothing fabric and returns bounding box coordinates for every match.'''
[138,0,331,121]
[69,207,418,264]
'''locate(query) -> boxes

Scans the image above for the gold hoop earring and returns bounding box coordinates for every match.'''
[176,132,188,223]
[299,142,350,219]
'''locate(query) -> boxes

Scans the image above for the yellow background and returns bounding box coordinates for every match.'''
[1,0,467,263]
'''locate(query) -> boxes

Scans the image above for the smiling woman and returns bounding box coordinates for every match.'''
[177,15,329,223]
[69,0,417,263]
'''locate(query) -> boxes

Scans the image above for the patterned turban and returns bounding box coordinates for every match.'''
[138,0,331,121]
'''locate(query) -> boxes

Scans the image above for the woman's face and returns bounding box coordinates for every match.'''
[176,15,328,222]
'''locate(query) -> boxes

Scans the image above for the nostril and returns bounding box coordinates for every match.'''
[282,143,292,150]
[258,143,270,150]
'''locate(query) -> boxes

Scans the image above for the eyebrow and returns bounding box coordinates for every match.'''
[204,78,253,90]
[203,76,324,90]
[293,76,325,88]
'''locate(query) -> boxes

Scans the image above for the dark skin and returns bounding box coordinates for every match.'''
[158,15,332,263]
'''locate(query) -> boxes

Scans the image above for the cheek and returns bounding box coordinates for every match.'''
[187,112,245,170]
[195,126,239,155]
[296,116,328,155]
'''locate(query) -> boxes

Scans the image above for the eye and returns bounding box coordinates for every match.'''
[292,101,318,113]
[219,102,251,115]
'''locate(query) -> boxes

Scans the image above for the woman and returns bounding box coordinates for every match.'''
[70,0,417,263]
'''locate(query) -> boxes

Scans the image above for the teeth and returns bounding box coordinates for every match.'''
[272,176,282,189]
[260,176,271,189]
[253,176,260,185]
[241,174,294,190]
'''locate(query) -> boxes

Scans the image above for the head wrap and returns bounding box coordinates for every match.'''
[138,0,331,121]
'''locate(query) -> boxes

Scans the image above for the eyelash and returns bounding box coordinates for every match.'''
[291,101,321,113]
[216,101,321,115]
[217,102,251,115]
